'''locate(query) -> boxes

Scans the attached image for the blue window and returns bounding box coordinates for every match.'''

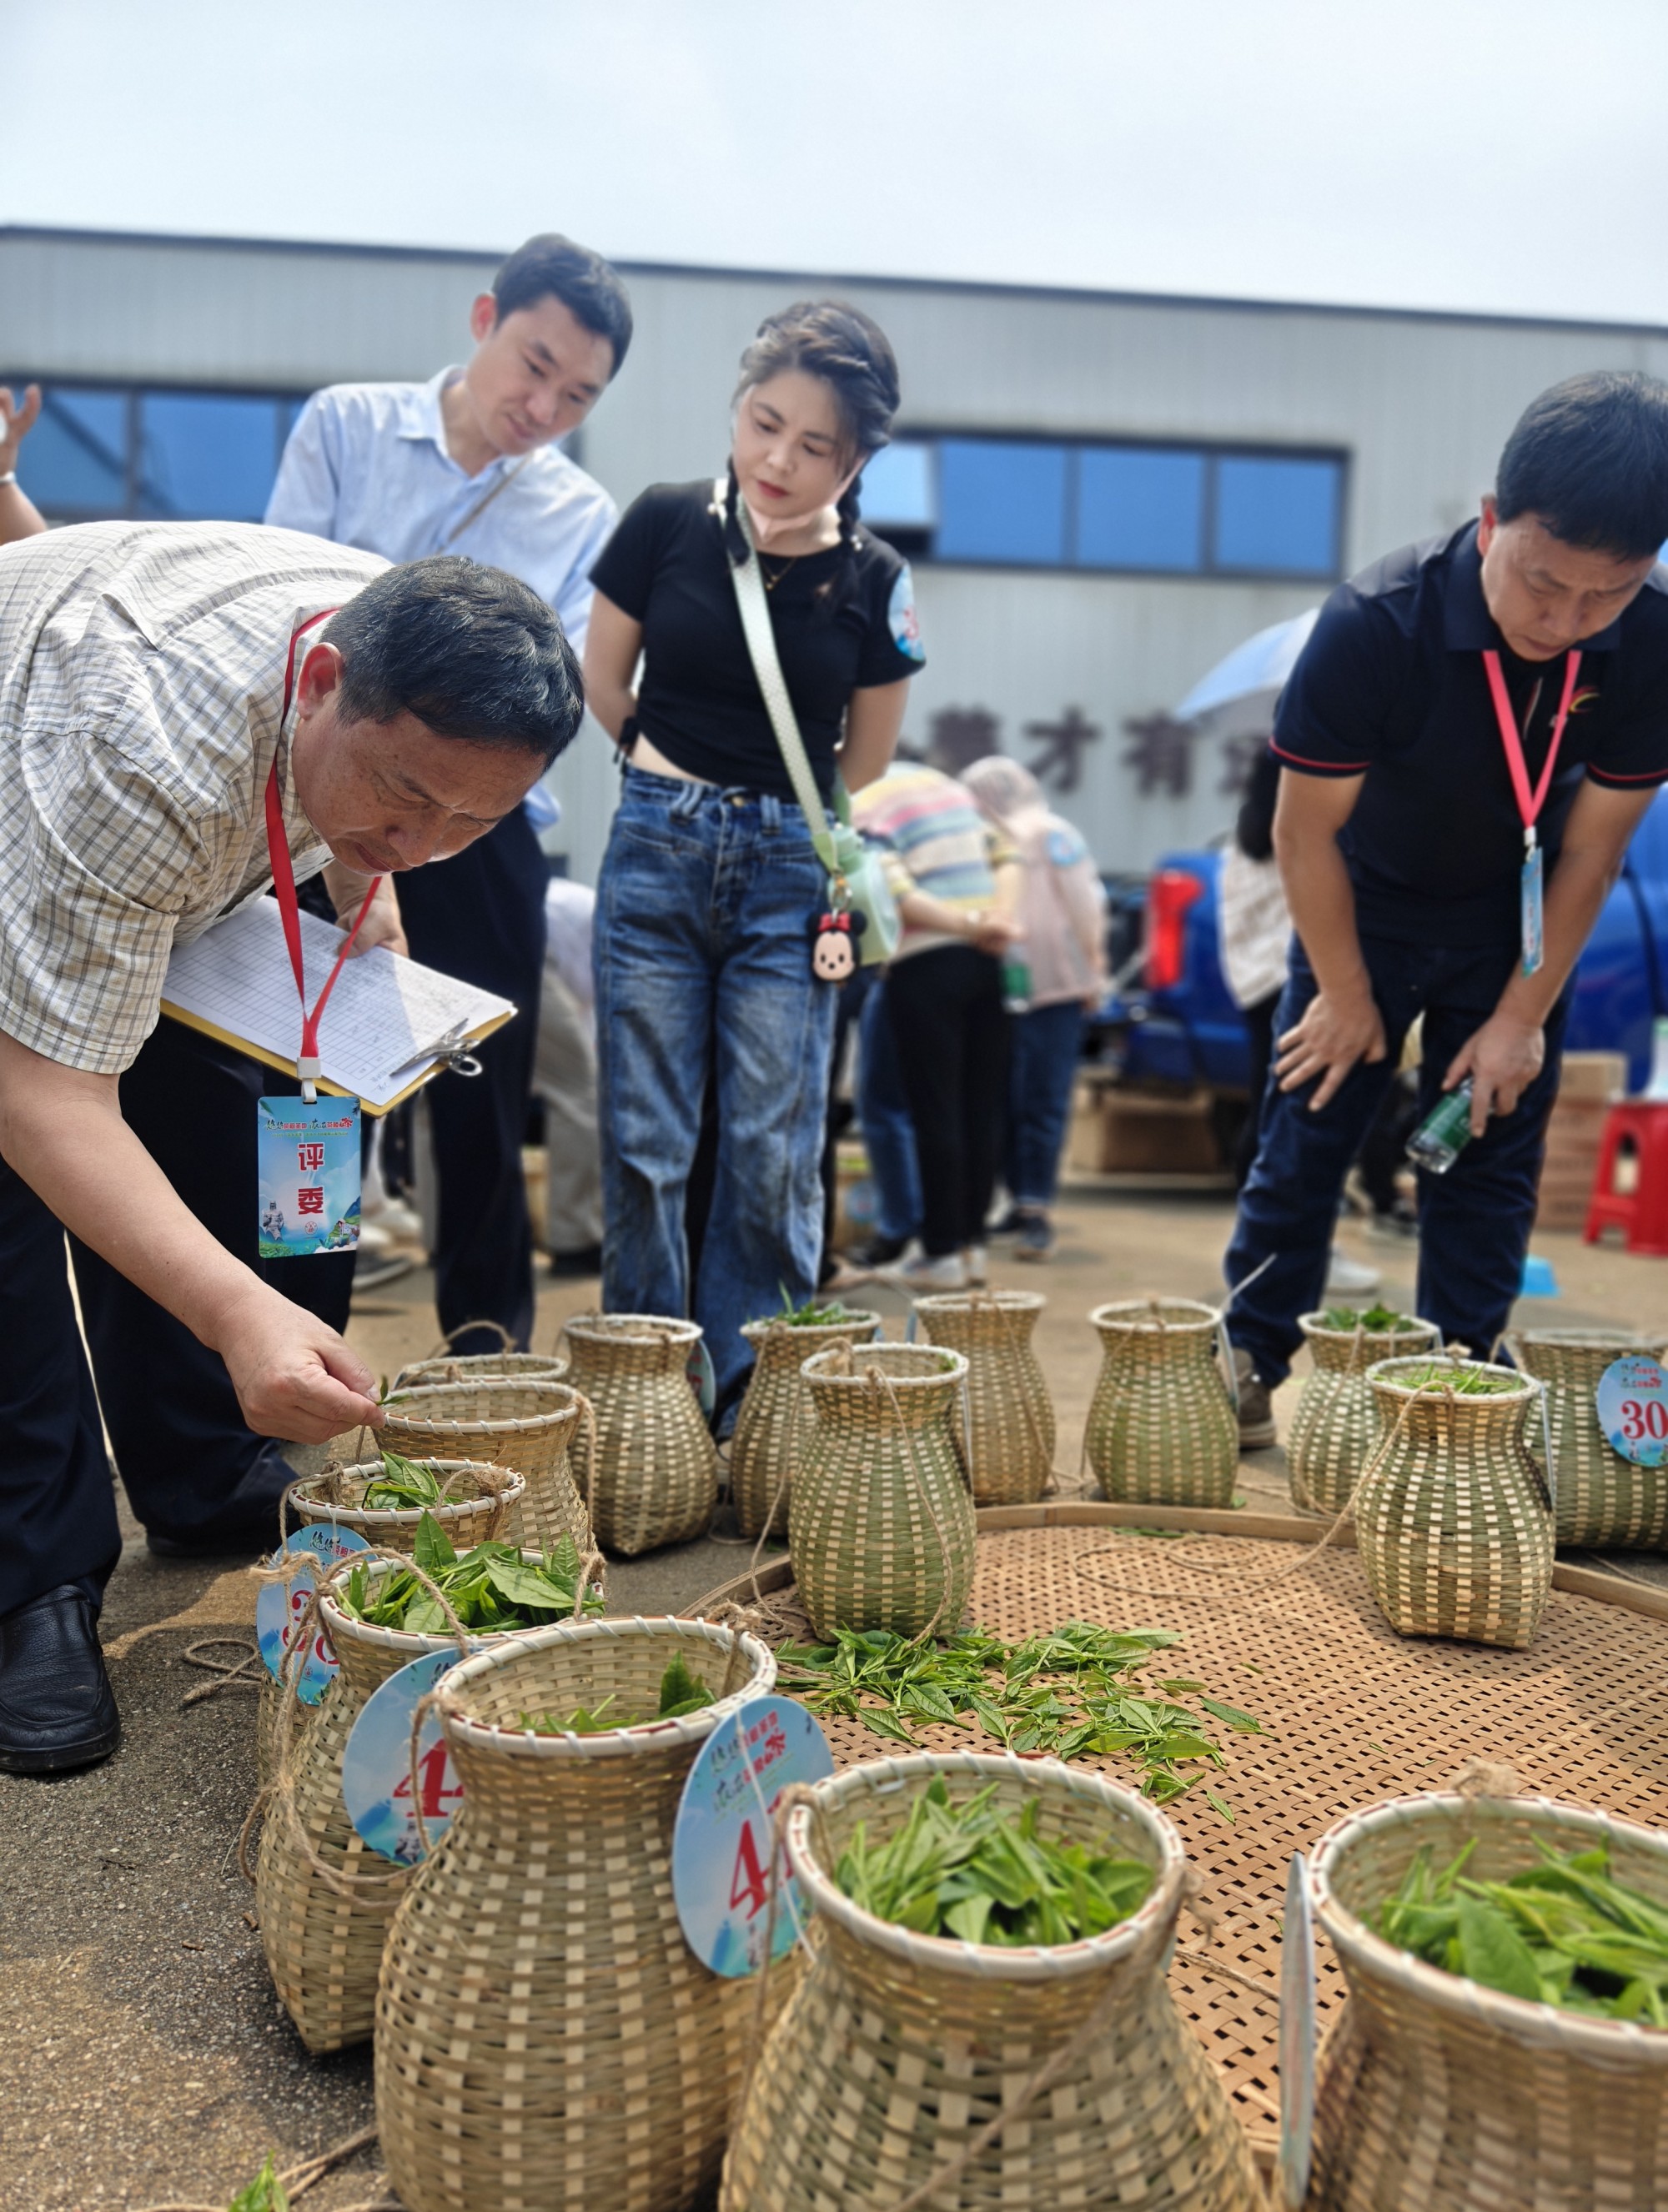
[936,439,1069,566]
[1075,447,1204,572]
[9,381,306,522]
[1213,454,1340,576]
[860,439,937,529]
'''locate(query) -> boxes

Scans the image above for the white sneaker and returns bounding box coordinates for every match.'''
[964,1244,989,1287]
[1324,1246,1380,1297]
[886,1250,967,1292]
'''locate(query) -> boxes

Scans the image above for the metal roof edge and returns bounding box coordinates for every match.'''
[5,223,1668,345]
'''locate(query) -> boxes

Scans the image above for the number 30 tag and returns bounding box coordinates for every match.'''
[1596,1355,1668,1467]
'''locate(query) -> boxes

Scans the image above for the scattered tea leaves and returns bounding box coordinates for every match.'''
[835,1777,1155,1946]
[227,2157,289,2212]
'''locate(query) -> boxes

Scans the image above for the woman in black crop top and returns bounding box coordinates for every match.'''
[584,301,926,1424]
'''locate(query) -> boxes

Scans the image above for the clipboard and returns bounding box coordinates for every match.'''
[160,895,516,1117]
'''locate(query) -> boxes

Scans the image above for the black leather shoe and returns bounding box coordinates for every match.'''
[0,1586,121,1773]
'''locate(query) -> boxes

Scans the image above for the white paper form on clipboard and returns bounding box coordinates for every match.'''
[160,895,515,1115]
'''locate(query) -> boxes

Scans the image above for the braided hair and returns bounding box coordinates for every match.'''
[726,300,902,610]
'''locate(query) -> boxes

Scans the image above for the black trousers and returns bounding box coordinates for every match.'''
[394,808,549,1352]
[884,945,1009,1257]
[2,1017,356,1617]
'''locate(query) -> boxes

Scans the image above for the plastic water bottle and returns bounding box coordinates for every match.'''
[1405,1081,1475,1176]
[1002,956,1032,1010]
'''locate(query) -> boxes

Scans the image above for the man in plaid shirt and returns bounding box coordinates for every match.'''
[0,460,581,1772]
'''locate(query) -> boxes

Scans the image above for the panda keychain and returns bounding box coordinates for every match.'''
[810,909,866,982]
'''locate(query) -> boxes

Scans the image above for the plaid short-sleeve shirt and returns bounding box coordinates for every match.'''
[0,521,387,1074]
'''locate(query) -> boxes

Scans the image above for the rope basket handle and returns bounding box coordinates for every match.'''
[423,1317,518,1359]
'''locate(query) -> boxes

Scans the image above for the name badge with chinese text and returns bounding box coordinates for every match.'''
[258,1095,361,1258]
[1520,836,1545,977]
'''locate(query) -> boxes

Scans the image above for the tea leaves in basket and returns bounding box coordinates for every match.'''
[776,1619,1262,1815]
[834,1776,1155,1946]
[339,1519,602,1633]
[1320,1304,1419,1332]
[1376,1838,1668,2023]
[517,1652,716,1735]
[359,1447,445,1510]
[1389,1362,1524,1397]
[760,1283,866,1327]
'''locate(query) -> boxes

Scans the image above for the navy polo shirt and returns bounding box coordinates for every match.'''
[1273,522,1668,948]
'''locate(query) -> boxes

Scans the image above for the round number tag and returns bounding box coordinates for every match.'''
[342,1648,469,1864]
[1596,1355,1668,1467]
[255,1524,372,1705]
[671,1696,834,1978]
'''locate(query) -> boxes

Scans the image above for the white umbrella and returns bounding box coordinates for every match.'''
[1174,609,1320,722]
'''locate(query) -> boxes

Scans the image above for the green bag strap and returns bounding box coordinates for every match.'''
[716,477,843,882]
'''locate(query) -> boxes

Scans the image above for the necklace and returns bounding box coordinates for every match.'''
[758,552,795,593]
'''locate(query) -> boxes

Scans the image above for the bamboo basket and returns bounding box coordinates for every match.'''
[731,1309,882,1539]
[913,1290,1056,1506]
[1307,1790,1668,2209]
[288,1457,522,1554]
[375,1616,775,2212]
[379,1379,597,1559]
[394,1320,566,1392]
[560,1313,718,1555]
[1507,1328,1668,1548]
[722,1751,1260,2212]
[1288,1311,1439,1517]
[1084,1299,1238,1507]
[254,1557,515,2054]
[789,1343,977,1642]
[1357,1358,1553,1650]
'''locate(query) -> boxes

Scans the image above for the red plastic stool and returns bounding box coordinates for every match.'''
[1584,1101,1668,1255]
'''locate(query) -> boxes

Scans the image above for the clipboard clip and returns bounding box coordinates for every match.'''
[385,1023,482,1085]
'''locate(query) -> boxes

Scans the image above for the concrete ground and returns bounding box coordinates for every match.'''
[4,1180,1666,2210]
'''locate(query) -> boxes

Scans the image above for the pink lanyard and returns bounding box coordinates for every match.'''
[1480,648,1582,853]
[264,611,382,1098]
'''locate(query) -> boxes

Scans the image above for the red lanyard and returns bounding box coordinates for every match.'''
[1481,648,1582,851]
[264,611,382,1097]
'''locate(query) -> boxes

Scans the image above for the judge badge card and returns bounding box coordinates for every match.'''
[257,1096,361,1259]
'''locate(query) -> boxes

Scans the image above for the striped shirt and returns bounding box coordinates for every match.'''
[0,521,386,1074]
[852,761,1012,961]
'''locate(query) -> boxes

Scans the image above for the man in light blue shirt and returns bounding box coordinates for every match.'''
[267,233,631,1356]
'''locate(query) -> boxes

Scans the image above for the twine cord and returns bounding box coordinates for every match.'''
[130,2124,386,2212]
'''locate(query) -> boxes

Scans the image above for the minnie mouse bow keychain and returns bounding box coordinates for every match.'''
[810,908,867,982]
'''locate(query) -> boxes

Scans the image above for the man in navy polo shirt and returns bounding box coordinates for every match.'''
[1226,372,1668,1446]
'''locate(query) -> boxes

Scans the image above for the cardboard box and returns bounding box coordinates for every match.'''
[1068,1079,1223,1175]
[1535,1053,1626,1231]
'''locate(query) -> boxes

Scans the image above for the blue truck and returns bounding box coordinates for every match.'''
[1099,786,1668,1101]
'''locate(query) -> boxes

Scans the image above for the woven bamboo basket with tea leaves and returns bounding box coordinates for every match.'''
[721,1751,1259,2212]
[913,1289,1056,1506]
[1306,1790,1668,2209]
[379,1379,597,1559]
[789,1343,977,1642]
[1507,1328,1668,1548]
[1288,1310,1440,1516]
[1084,1298,1238,1507]
[375,1616,774,2212]
[560,1312,718,1555]
[1357,1357,1553,1650]
[254,1554,499,2054]
[730,1307,882,1539]
[394,1318,566,1392]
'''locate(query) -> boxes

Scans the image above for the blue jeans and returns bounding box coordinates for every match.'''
[1006,1001,1085,1210]
[1226,934,1568,1387]
[857,976,922,1244]
[595,770,837,1407]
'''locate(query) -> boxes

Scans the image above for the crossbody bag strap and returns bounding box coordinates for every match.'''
[715,477,840,874]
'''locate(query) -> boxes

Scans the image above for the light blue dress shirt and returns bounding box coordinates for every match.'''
[264,368,616,655]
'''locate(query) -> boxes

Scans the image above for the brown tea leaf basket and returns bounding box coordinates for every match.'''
[1084,1298,1238,1507]
[730,1308,882,1539]
[1287,1311,1439,1517]
[1357,1357,1554,1650]
[913,1289,1057,1505]
[1307,1789,1668,2209]
[379,1379,598,1560]
[721,1751,1261,2212]
[374,1616,775,2212]
[1507,1328,1668,1549]
[560,1312,718,1555]
[788,1342,977,1642]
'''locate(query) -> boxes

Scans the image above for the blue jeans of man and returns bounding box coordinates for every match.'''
[595,770,837,1410]
[1006,1001,1085,1210]
[857,976,922,1245]
[1226,934,1568,1388]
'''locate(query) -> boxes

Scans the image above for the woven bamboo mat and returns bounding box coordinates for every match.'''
[793,1523,1668,2159]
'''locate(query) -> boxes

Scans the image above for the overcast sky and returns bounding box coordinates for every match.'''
[5,0,1666,327]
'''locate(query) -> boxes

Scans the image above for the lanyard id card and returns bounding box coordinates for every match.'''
[258,610,381,1254]
[1481,647,1581,978]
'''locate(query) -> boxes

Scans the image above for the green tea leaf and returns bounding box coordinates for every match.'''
[228,2155,289,2212]
[1456,1894,1542,2001]
[413,1510,457,1579]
